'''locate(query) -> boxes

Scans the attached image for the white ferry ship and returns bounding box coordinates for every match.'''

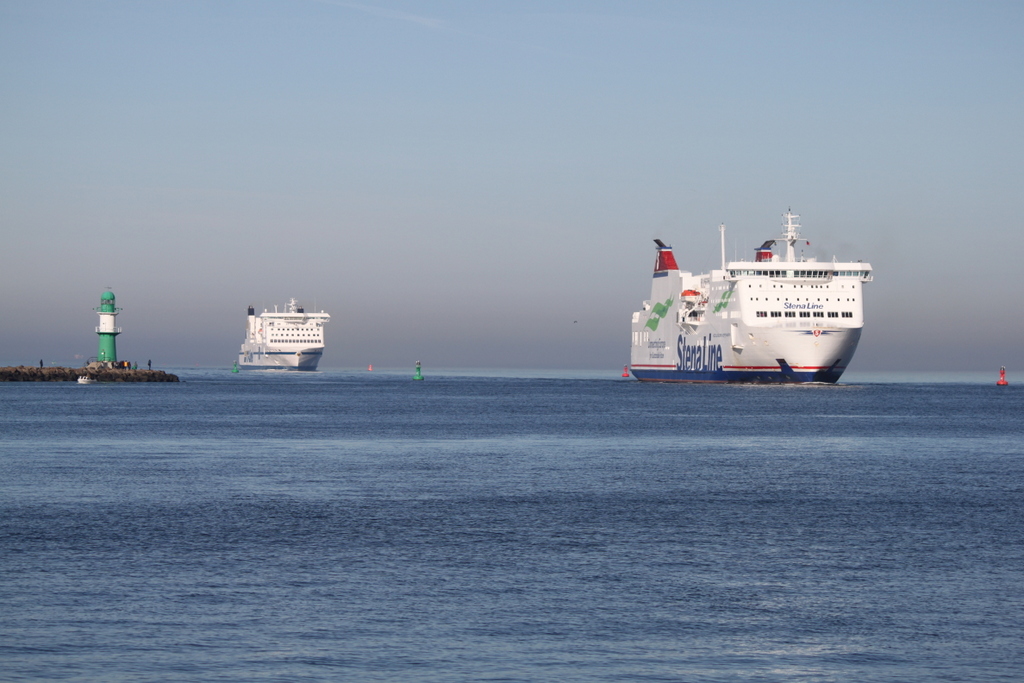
[630,211,872,383]
[238,298,330,371]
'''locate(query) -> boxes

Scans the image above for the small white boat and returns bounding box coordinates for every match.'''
[77,376,96,384]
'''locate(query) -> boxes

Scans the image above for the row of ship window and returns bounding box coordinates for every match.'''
[755,311,854,318]
[731,270,870,278]
[750,298,856,302]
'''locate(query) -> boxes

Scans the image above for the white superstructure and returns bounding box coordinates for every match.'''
[630,210,872,383]
[238,298,330,371]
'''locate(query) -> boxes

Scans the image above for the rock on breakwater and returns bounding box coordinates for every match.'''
[0,366,179,382]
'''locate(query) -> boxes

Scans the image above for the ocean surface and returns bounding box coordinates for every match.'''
[2,369,1022,682]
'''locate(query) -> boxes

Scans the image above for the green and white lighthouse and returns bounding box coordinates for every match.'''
[94,290,122,363]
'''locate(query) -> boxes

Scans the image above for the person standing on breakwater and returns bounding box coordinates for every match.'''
[39,360,43,368]
[148,360,151,370]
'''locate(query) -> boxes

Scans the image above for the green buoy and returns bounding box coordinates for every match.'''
[232,360,239,373]
[413,360,424,380]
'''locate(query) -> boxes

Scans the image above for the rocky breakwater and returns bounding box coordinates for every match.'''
[0,366,179,382]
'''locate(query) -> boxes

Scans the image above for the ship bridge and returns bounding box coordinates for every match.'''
[725,264,873,282]
[724,210,872,283]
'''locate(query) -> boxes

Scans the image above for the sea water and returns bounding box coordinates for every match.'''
[2,370,1022,682]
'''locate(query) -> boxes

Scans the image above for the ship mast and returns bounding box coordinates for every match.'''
[782,209,801,262]
[719,223,726,271]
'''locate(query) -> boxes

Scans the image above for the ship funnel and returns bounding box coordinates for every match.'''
[755,240,776,263]
[653,239,678,274]
[247,305,255,316]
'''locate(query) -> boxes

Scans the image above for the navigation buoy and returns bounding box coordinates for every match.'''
[413,360,424,381]
[997,366,1008,386]
[232,360,239,373]
[622,365,630,377]
[368,364,373,371]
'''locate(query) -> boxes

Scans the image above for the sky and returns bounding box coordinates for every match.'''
[1,0,1022,371]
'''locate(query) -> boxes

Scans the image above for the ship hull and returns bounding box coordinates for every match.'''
[631,326,861,384]
[238,347,323,371]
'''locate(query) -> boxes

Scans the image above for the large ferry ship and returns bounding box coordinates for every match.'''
[238,298,330,370]
[630,211,872,383]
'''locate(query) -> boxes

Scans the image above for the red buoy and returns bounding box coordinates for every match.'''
[622,365,630,378]
[997,366,1008,386]
[368,364,373,371]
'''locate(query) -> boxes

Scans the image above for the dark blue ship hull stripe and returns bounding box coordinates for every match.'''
[631,368,845,384]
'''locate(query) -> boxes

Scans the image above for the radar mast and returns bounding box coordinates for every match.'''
[782,209,802,262]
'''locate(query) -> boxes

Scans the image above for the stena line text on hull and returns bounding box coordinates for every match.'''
[629,210,872,384]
